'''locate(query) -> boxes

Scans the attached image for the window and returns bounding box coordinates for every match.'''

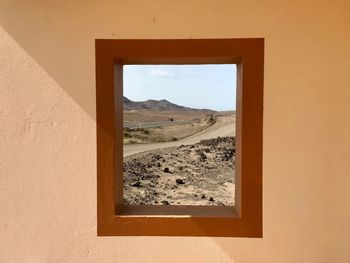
[123,64,236,208]
[96,39,264,237]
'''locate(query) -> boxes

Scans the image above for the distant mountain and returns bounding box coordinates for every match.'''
[123,96,214,112]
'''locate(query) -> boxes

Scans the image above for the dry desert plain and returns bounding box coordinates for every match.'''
[123,97,235,206]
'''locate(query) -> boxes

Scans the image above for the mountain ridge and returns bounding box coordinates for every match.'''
[123,96,214,112]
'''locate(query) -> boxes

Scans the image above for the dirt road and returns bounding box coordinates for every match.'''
[124,115,235,157]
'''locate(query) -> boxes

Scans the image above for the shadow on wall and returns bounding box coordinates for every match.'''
[0,6,243,262]
[0,1,210,120]
[0,1,116,120]
[0,20,249,263]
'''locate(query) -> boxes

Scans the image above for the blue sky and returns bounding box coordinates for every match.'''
[123,64,236,111]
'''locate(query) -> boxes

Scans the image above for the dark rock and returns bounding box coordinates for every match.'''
[201,195,206,199]
[222,148,234,161]
[161,200,170,205]
[163,167,170,173]
[209,197,214,202]
[156,162,161,167]
[204,148,211,153]
[196,150,207,161]
[175,178,185,185]
[151,154,162,161]
[131,181,141,187]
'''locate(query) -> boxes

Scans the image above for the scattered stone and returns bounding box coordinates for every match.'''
[123,136,235,206]
[175,178,185,185]
[200,152,207,160]
[222,149,234,161]
[131,181,142,187]
[204,148,211,153]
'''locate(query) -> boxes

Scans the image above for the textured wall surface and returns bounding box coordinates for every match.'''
[0,1,350,262]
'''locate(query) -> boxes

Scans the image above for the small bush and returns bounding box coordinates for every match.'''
[208,116,215,123]
[128,139,138,144]
[124,127,132,132]
[135,127,148,133]
[124,131,132,138]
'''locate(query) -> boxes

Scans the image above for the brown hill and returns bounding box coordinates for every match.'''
[123,96,214,113]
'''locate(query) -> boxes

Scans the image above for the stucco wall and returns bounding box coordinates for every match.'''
[0,1,349,262]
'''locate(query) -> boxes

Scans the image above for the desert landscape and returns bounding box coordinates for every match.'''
[123,96,236,206]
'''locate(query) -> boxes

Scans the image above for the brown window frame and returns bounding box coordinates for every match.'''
[96,39,264,237]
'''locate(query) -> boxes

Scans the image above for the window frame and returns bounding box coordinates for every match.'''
[96,39,264,237]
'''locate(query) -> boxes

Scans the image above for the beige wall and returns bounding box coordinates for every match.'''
[0,1,349,262]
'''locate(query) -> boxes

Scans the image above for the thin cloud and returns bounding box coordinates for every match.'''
[148,68,175,78]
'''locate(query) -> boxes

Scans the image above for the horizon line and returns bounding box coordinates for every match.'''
[123,96,236,112]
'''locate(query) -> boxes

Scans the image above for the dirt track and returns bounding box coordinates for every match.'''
[124,115,235,157]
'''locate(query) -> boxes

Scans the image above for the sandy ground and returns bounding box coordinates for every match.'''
[124,109,211,123]
[123,115,215,144]
[124,137,235,206]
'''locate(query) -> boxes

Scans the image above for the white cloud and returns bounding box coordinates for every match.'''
[148,68,174,78]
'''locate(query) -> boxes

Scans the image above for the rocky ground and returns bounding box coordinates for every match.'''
[123,136,235,206]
